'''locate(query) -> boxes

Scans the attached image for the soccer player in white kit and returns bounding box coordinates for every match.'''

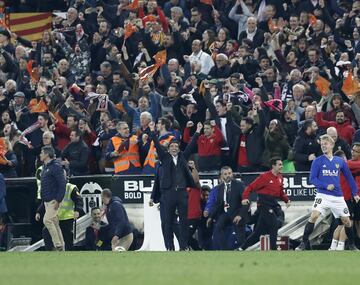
[296,135,360,250]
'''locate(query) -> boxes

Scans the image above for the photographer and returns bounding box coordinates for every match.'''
[85,207,111,251]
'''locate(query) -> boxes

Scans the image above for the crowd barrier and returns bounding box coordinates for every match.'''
[5,172,315,223]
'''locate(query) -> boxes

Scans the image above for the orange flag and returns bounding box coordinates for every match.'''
[0,137,6,156]
[139,50,167,80]
[0,7,10,29]
[138,65,159,80]
[315,75,331,96]
[268,18,278,33]
[200,0,213,6]
[27,60,40,83]
[342,70,360,97]
[143,15,157,23]
[124,22,137,40]
[125,0,139,10]
[115,102,125,113]
[309,14,317,26]
[0,137,7,165]
[28,98,48,113]
[153,49,167,66]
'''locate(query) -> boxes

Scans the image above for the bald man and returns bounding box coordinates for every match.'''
[208,54,231,78]
[327,127,352,159]
[188,40,214,75]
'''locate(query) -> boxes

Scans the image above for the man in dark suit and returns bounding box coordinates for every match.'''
[149,121,198,250]
[207,166,248,250]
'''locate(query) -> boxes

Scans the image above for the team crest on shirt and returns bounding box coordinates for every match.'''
[335,164,339,169]
[210,139,214,143]
[344,208,349,214]
[278,178,282,184]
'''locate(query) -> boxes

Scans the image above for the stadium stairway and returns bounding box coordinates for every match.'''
[10,214,93,252]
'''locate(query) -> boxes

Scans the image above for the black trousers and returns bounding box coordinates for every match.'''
[159,198,180,250]
[163,189,188,250]
[241,206,278,250]
[188,218,201,250]
[213,212,246,250]
[43,219,74,251]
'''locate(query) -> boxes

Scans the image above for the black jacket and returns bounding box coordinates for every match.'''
[334,138,351,159]
[293,132,322,171]
[62,141,90,176]
[150,162,162,203]
[233,110,266,167]
[40,159,66,203]
[209,179,247,220]
[238,29,265,48]
[104,197,132,239]
[85,221,111,251]
[151,132,196,190]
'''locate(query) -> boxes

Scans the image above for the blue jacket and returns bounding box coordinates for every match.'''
[204,185,219,213]
[0,174,7,214]
[40,159,66,203]
[105,197,132,238]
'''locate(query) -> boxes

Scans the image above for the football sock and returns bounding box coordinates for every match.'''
[336,241,345,250]
[329,239,338,250]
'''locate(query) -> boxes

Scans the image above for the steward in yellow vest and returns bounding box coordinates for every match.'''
[105,121,141,174]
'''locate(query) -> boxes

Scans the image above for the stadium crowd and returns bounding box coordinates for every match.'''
[1,0,360,251]
[0,0,360,178]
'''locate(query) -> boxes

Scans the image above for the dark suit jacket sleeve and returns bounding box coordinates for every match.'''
[151,132,167,161]
[183,132,199,160]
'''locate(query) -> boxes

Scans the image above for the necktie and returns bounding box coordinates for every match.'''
[226,183,231,204]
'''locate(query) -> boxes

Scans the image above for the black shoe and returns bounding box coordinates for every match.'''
[348,243,359,251]
[180,247,190,251]
[295,241,310,251]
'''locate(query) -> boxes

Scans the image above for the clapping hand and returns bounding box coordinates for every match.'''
[196,122,203,133]
[149,121,155,132]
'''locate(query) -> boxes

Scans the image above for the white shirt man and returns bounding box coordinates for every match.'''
[189,40,214,75]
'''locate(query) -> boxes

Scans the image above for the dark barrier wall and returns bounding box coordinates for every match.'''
[5,172,315,223]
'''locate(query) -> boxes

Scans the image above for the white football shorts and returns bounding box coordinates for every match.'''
[312,193,350,218]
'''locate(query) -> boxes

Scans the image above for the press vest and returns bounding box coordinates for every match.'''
[58,183,77,221]
[144,135,174,168]
[111,135,141,173]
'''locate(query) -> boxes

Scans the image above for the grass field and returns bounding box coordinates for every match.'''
[0,252,358,285]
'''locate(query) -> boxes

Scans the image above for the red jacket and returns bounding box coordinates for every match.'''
[183,125,224,157]
[342,160,360,200]
[242,171,289,203]
[316,112,355,145]
[187,187,202,219]
[54,121,71,150]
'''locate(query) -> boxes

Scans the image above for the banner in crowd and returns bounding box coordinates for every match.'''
[9,13,52,41]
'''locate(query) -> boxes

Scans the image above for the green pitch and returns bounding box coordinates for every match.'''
[0,252,358,285]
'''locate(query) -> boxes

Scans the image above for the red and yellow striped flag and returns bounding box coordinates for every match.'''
[9,13,52,41]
